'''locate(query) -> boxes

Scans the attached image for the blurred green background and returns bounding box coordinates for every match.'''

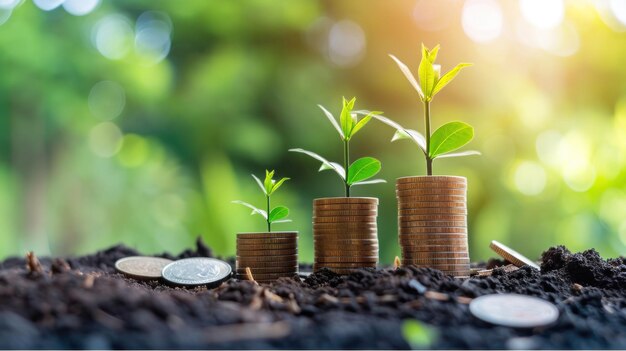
[1,0,625,263]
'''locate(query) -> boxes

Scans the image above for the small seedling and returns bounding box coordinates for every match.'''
[290,97,386,197]
[232,170,291,232]
[363,44,479,175]
[401,319,436,349]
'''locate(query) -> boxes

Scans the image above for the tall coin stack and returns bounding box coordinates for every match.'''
[313,197,379,274]
[236,232,298,283]
[396,176,470,276]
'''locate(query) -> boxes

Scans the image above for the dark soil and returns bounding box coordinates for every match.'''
[0,239,625,349]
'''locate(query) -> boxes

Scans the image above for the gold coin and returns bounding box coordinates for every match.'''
[315,256,378,263]
[398,226,467,233]
[402,262,470,270]
[314,238,379,244]
[314,231,378,238]
[236,237,297,244]
[398,220,467,228]
[314,267,359,274]
[236,232,297,239]
[236,260,298,268]
[236,248,297,256]
[114,256,174,280]
[398,200,466,208]
[236,255,297,263]
[236,267,298,274]
[396,183,467,191]
[397,175,466,183]
[489,240,540,270]
[398,214,467,221]
[398,232,468,239]
[395,194,467,202]
[314,262,377,268]
[394,188,467,196]
[314,197,378,205]
[401,252,469,259]
[236,243,297,250]
[313,216,378,223]
[402,258,470,265]
[399,208,468,215]
[314,204,379,211]
[314,249,378,256]
[313,209,378,217]
[400,244,468,251]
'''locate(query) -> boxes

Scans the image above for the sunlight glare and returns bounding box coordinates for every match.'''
[513,161,547,196]
[328,20,366,67]
[462,0,503,43]
[520,0,564,30]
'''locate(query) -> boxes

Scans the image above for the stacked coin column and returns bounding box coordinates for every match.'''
[236,232,298,283]
[396,176,470,276]
[313,197,379,274]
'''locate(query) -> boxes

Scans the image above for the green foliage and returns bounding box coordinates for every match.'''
[429,121,474,158]
[290,97,385,197]
[233,170,291,232]
[402,320,436,349]
[384,44,479,174]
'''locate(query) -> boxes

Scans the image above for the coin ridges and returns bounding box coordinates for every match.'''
[489,240,540,270]
[314,197,378,205]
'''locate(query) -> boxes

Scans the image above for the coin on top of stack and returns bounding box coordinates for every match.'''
[396,176,470,276]
[236,231,298,283]
[313,197,379,274]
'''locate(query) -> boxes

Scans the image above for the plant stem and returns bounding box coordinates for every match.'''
[344,139,350,197]
[266,195,271,232]
[424,100,433,176]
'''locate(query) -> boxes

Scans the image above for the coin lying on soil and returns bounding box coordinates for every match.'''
[115,256,173,280]
[490,240,541,270]
[161,257,232,288]
[469,293,559,328]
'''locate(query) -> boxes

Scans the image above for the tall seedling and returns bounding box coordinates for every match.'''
[290,97,385,197]
[233,170,291,232]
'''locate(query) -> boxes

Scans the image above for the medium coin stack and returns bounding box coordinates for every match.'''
[236,232,298,283]
[313,197,379,274]
[396,176,470,276]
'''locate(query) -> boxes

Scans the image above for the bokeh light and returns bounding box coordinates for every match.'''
[88,122,123,158]
[462,0,503,43]
[328,20,366,67]
[92,14,134,60]
[62,0,98,16]
[519,0,564,30]
[33,0,63,11]
[88,81,126,120]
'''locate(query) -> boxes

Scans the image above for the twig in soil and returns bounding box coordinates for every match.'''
[83,274,96,289]
[424,291,450,301]
[455,296,473,304]
[394,256,401,269]
[51,258,71,274]
[317,293,339,305]
[245,267,258,285]
[204,321,290,344]
[286,293,301,314]
[25,251,44,275]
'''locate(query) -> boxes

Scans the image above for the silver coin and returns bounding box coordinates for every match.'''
[469,294,559,328]
[162,257,232,287]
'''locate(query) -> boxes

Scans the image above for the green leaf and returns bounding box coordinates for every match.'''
[251,174,267,195]
[434,150,481,159]
[351,179,386,186]
[426,44,440,63]
[264,170,275,195]
[389,54,424,100]
[269,206,289,222]
[348,111,376,140]
[429,121,474,158]
[269,177,289,195]
[347,157,381,185]
[431,63,472,97]
[318,104,344,139]
[418,44,437,100]
[289,148,345,179]
[402,320,436,349]
[232,200,268,220]
[340,97,356,139]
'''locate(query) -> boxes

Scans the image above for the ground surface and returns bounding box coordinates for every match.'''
[0,239,624,349]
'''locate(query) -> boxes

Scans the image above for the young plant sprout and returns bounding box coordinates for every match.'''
[232,170,291,232]
[362,44,480,175]
[290,97,386,197]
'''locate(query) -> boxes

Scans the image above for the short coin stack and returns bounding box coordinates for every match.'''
[236,232,298,283]
[396,176,470,276]
[313,197,379,274]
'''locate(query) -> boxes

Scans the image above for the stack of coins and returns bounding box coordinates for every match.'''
[313,197,379,274]
[396,176,470,276]
[236,232,298,283]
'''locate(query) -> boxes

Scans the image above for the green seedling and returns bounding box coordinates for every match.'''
[290,97,385,197]
[402,319,436,349]
[232,170,291,232]
[363,44,479,175]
